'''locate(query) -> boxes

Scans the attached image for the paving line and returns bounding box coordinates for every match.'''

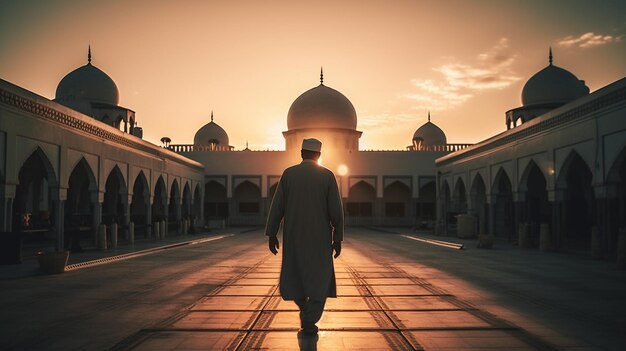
[344,261,425,351]
[401,234,464,249]
[65,234,233,271]
[379,263,562,351]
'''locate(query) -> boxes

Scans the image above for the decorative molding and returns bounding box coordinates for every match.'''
[0,87,204,171]
[437,86,626,166]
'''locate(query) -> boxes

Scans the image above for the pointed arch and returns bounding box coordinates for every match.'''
[103,165,127,225]
[492,167,514,239]
[556,150,593,189]
[181,181,192,218]
[234,180,261,215]
[14,147,57,231]
[130,170,150,235]
[65,158,98,230]
[347,181,375,219]
[383,181,411,218]
[205,180,228,220]
[19,147,58,187]
[492,167,513,195]
[153,176,167,221]
[470,173,487,234]
[560,151,595,248]
[453,177,467,214]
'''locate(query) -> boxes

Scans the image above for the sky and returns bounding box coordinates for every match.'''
[1,0,624,150]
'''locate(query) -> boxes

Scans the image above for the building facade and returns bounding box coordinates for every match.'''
[436,54,626,258]
[1,53,468,257]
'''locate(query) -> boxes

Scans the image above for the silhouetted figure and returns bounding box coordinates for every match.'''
[265,138,344,336]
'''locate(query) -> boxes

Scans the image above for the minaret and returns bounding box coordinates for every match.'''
[320,66,324,85]
[549,47,553,66]
[88,45,92,65]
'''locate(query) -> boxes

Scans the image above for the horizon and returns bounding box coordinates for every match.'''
[1,0,624,150]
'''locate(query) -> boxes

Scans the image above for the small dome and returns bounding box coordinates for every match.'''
[55,62,119,106]
[287,83,357,130]
[521,58,589,106]
[413,120,447,147]
[194,114,229,147]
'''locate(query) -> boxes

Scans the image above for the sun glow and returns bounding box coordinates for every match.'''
[337,164,348,176]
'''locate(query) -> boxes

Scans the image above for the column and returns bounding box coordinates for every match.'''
[145,196,152,238]
[549,189,563,251]
[53,199,65,251]
[91,191,103,246]
[488,195,496,237]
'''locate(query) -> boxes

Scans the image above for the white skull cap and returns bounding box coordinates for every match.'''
[301,138,322,152]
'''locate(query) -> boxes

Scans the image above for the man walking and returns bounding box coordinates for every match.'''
[265,138,344,335]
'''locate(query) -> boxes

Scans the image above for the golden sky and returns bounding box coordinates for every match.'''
[1,0,625,150]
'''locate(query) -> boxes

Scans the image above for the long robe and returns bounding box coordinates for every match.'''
[265,159,344,301]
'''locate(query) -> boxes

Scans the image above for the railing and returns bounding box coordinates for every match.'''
[407,144,473,152]
[168,144,233,152]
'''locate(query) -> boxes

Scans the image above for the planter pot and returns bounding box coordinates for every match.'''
[37,251,69,274]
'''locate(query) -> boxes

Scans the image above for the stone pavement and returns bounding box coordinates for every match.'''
[2,227,624,350]
[112,240,560,350]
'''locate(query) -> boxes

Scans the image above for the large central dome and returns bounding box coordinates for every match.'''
[287,83,357,131]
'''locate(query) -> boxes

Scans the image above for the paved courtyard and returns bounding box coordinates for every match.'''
[1,228,625,350]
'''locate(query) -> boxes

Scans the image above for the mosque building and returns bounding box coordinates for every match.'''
[436,50,626,259]
[0,50,466,258]
[1,48,624,262]
[169,69,469,228]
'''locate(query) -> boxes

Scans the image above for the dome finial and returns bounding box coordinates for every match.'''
[88,45,92,64]
[211,110,214,122]
[320,66,324,85]
[549,47,553,66]
[428,111,431,122]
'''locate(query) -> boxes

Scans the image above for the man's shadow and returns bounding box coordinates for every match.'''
[297,331,319,351]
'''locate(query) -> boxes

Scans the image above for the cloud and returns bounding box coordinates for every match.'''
[558,32,623,48]
[403,38,521,112]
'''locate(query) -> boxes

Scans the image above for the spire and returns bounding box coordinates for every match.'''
[320,66,324,85]
[246,141,249,149]
[428,111,431,122]
[211,110,214,122]
[88,45,92,64]
[549,47,553,66]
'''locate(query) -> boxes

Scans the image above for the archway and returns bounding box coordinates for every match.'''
[452,178,467,214]
[182,182,192,220]
[470,174,487,234]
[192,184,201,229]
[65,158,97,250]
[441,180,452,233]
[205,181,228,221]
[152,176,167,223]
[520,161,550,243]
[13,148,57,250]
[492,168,514,239]
[560,152,594,248]
[103,166,126,226]
[168,179,181,231]
[130,172,149,237]
[233,181,261,225]
[416,181,436,228]
[346,181,375,225]
[383,181,411,225]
